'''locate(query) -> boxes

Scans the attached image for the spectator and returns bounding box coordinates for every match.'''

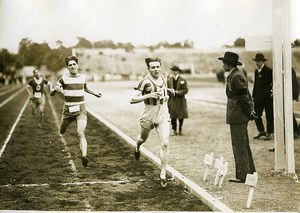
[292,68,300,137]
[218,51,256,183]
[167,64,189,136]
[252,53,274,140]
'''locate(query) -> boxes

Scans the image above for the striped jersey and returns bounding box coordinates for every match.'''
[57,74,87,106]
[134,75,168,105]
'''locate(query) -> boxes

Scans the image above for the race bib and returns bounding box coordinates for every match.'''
[69,105,80,113]
[34,92,42,98]
[157,88,167,100]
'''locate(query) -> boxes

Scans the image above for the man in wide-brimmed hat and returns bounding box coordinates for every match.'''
[252,53,274,141]
[167,64,189,136]
[218,51,256,183]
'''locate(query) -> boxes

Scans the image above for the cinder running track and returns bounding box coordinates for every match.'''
[0,85,216,211]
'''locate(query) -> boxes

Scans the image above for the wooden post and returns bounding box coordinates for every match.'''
[203,152,214,182]
[214,157,223,186]
[282,0,295,174]
[218,161,228,187]
[272,0,286,171]
[272,0,295,173]
[246,187,255,208]
[245,172,258,208]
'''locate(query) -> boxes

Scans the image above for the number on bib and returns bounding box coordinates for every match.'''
[34,92,42,98]
[69,105,80,113]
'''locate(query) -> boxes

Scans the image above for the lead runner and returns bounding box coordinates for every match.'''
[130,57,174,188]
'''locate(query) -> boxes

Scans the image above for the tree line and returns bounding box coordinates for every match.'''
[0,37,299,84]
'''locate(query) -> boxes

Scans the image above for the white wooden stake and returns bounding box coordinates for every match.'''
[245,172,258,208]
[246,187,255,208]
[203,152,214,182]
[214,157,223,186]
[203,165,209,182]
[218,161,228,187]
[214,173,219,186]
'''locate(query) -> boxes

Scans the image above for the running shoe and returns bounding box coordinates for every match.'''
[160,177,167,188]
[134,147,140,160]
[82,156,89,167]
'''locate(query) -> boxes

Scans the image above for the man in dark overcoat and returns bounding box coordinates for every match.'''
[292,68,300,137]
[167,65,189,135]
[252,53,274,140]
[218,51,256,183]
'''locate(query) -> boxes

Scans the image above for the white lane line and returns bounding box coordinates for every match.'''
[0,87,26,109]
[0,85,20,96]
[47,95,78,176]
[0,97,30,158]
[87,107,233,213]
[0,180,129,188]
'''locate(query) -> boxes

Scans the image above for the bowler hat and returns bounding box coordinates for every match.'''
[253,53,267,62]
[218,51,242,66]
[170,64,181,71]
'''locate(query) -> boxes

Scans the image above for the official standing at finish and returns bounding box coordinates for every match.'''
[252,53,274,140]
[167,64,189,136]
[218,51,256,183]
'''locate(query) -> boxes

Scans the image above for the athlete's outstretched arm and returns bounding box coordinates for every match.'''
[84,84,101,98]
[50,82,63,96]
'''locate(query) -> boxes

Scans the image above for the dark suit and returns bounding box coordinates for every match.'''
[252,64,274,134]
[167,75,188,133]
[226,68,256,180]
[292,68,300,135]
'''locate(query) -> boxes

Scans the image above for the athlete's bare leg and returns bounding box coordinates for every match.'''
[156,120,170,181]
[77,118,88,157]
[138,127,151,148]
[77,117,89,167]
[134,127,151,160]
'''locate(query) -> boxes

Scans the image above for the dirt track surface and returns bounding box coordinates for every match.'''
[0,85,211,211]
[85,80,300,212]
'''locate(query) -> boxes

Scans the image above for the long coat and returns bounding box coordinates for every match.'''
[167,75,189,119]
[252,64,273,103]
[292,68,299,101]
[226,68,252,124]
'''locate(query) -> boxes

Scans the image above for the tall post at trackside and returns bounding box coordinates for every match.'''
[282,0,295,173]
[272,0,295,173]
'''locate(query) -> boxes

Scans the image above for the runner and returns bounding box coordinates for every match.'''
[51,56,101,167]
[27,68,52,127]
[130,57,174,187]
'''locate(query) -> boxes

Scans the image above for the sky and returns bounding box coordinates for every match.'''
[0,0,299,53]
